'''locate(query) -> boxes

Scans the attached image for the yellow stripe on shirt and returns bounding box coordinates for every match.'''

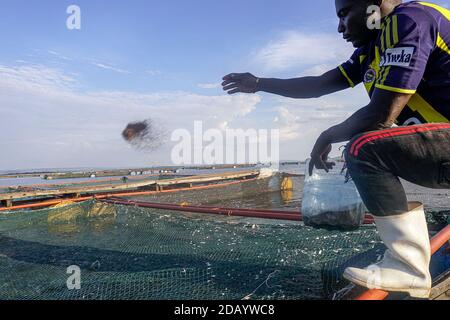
[407,94,450,122]
[379,66,391,86]
[339,65,355,88]
[385,17,392,49]
[437,33,450,55]
[418,2,450,20]
[375,84,416,94]
[380,24,386,52]
[392,15,399,46]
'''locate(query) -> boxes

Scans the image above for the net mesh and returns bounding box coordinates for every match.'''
[0,174,447,300]
[0,198,383,300]
[126,174,300,210]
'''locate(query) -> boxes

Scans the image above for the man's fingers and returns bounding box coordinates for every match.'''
[325,162,335,169]
[308,159,315,176]
[321,144,332,161]
[319,158,329,173]
[223,85,239,91]
[222,73,239,81]
[222,79,239,87]
[310,157,333,175]
[223,84,239,91]
[228,88,241,95]
[326,161,336,170]
[222,74,233,81]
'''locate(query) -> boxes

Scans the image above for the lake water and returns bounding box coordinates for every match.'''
[0,176,117,188]
[1,164,449,211]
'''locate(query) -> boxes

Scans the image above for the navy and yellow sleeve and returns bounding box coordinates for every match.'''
[375,12,436,94]
[338,48,363,88]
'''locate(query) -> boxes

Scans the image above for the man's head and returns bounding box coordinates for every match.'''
[335,0,401,48]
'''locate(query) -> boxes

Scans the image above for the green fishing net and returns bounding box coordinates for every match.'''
[0,199,382,300]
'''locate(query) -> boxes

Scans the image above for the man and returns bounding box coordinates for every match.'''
[222,0,450,298]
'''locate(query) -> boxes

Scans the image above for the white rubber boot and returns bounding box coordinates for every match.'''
[343,202,432,298]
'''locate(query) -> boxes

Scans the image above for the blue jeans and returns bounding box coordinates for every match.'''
[344,123,450,217]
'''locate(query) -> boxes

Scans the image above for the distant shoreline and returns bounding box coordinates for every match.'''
[0,163,265,180]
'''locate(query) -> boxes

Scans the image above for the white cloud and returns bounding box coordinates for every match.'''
[0,65,76,92]
[198,83,221,89]
[251,30,354,74]
[302,64,336,76]
[48,50,72,61]
[234,29,372,160]
[271,88,370,160]
[275,106,301,141]
[1,26,373,170]
[0,64,261,170]
[92,62,131,74]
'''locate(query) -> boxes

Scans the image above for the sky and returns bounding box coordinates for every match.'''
[1,0,448,171]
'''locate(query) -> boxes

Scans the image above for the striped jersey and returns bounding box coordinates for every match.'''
[339,1,450,125]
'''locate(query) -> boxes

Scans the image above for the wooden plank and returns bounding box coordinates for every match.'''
[430,272,450,300]
[0,179,160,201]
[157,170,259,186]
[0,170,260,201]
[433,290,450,300]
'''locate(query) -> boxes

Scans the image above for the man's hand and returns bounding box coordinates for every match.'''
[309,132,336,176]
[222,73,259,94]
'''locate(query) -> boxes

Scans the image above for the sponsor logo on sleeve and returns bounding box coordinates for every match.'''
[380,47,415,68]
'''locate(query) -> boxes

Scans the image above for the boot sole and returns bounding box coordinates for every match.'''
[343,271,431,299]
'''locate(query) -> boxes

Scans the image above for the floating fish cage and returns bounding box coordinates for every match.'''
[0,170,448,300]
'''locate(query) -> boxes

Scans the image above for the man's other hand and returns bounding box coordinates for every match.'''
[309,134,336,176]
[222,73,259,94]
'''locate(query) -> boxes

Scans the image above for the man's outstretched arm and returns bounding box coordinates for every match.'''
[308,89,413,175]
[222,68,350,99]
